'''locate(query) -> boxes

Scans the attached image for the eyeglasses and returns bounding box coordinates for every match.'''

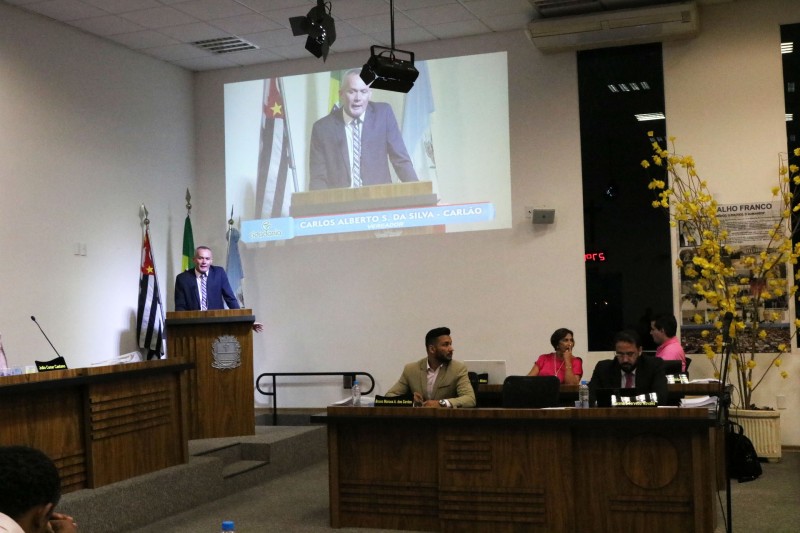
[615,351,638,358]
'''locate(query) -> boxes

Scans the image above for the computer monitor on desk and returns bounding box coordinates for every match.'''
[463,360,506,385]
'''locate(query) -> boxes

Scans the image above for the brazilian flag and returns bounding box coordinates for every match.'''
[181,215,194,272]
[328,70,342,113]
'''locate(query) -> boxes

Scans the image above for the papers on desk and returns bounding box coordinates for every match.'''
[688,378,721,384]
[331,396,375,407]
[680,395,718,413]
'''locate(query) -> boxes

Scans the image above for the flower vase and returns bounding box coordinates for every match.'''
[729,408,781,462]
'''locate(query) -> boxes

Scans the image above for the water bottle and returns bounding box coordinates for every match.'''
[579,380,590,408]
[351,379,361,406]
[221,520,235,532]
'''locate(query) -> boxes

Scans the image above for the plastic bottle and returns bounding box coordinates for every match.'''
[221,520,235,532]
[578,380,590,408]
[351,379,361,406]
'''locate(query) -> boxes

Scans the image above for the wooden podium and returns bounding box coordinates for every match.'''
[166,309,255,439]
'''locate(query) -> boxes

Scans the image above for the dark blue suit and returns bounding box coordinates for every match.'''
[588,355,668,406]
[309,102,418,190]
[174,266,240,311]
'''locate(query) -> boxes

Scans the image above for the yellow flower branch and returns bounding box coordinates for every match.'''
[643,134,796,408]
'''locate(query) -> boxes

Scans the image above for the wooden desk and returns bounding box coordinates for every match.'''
[0,360,191,492]
[326,407,717,532]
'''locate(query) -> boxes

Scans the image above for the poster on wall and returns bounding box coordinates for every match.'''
[679,201,790,355]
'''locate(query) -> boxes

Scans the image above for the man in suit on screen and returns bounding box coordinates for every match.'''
[308,69,419,190]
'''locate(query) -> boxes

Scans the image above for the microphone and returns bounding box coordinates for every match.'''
[30,315,63,358]
[721,312,734,345]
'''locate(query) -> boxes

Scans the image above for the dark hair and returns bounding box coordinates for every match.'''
[550,328,574,349]
[425,327,451,348]
[652,314,678,337]
[613,329,641,348]
[0,446,61,520]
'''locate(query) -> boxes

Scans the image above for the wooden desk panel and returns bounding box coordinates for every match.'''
[166,310,255,439]
[0,360,191,491]
[326,407,716,533]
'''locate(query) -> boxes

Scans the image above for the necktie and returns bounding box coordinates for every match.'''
[352,118,362,188]
[200,273,208,311]
[624,372,634,388]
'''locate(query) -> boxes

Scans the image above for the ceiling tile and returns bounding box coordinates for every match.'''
[425,18,490,39]
[346,11,416,34]
[24,0,107,21]
[67,14,146,36]
[81,0,163,14]
[404,3,475,26]
[241,28,298,48]
[119,6,199,29]
[157,22,231,43]
[210,13,284,35]
[170,0,255,20]
[106,29,180,49]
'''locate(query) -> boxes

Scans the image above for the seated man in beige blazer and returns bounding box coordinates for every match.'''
[385,327,476,408]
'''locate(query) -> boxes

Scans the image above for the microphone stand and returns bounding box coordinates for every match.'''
[718,315,734,533]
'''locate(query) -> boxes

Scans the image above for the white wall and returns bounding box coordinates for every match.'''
[0,4,194,364]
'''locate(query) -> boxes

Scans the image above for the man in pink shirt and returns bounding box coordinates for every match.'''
[650,314,687,373]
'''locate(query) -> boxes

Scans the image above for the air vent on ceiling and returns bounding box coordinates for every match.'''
[192,36,258,55]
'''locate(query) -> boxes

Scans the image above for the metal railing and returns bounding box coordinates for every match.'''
[255,371,376,426]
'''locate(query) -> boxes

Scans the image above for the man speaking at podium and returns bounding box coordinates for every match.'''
[175,246,264,333]
[309,69,419,190]
[175,246,239,311]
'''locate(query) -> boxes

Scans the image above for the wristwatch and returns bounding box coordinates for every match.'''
[439,399,448,407]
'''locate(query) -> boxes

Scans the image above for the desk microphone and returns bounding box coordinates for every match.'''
[30,315,63,358]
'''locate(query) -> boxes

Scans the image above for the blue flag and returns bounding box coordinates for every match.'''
[226,227,245,307]
[401,61,438,189]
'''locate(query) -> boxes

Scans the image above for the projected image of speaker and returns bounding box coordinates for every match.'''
[360,46,419,93]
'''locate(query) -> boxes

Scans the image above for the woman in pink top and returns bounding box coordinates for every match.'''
[527,328,583,385]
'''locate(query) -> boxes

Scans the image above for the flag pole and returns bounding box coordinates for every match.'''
[226,204,234,260]
[278,77,300,194]
[141,204,166,326]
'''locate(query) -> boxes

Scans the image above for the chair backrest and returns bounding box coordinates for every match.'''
[501,375,561,408]
[661,359,683,375]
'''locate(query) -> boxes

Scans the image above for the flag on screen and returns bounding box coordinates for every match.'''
[401,61,438,189]
[255,78,294,219]
[226,226,245,307]
[137,229,165,359]
[328,69,342,112]
[181,214,194,272]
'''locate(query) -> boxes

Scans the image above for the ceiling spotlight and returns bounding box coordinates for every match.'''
[289,0,336,61]
[360,46,419,93]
